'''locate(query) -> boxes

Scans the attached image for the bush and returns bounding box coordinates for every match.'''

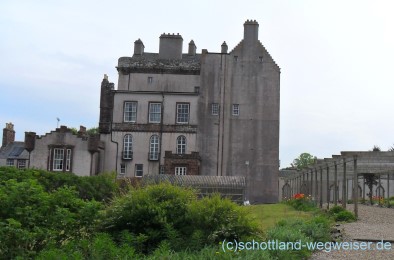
[0,178,102,259]
[0,167,118,202]
[334,211,356,222]
[102,183,258,254]
[328,205,345,215]
[187,194,259,244]
[328,206,356,222]
[102,182,196,253]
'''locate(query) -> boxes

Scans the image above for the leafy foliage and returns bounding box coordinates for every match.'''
[363,173,378,205]
[291,153,317,170]
[102,183,258,253]
[328,206,356,222]
[0,178,102,259]
[0,167,117,202]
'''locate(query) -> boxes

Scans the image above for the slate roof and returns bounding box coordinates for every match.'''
[0,142,29,159]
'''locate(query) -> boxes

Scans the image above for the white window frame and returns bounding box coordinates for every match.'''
[123,134,133,159]
[211,103,219,115]
[176,103,190,124]
[17,160,26,169]
[6,159,14,166]
[159,165,165,175]
[135,164,143,177]
[149,103,161,123]
[175,166,187,176]
[53,148,64,171]
[232,104,240,116]
[149,135,159,160]
[176,135,186,154]
[124,102,137,122]
[120,163,126,175]
[65,149,71,171]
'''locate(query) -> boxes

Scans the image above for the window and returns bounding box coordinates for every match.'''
[123,134,133,160]
[176,135,186,154]
[211,103,219,115]
[234,56,238,62]
[194,86,200,93]
[124,102,137,122]
[135,164,143,177]
[6,159,14,166]
[176,103,190,124]
[120,163,126,175]
[66,149,71,171]
[149,103,161,123]
[53,148,64,171]
[160,165,165,175]
[49,147,72,172]
[17,160,26,169]
[175,166,187,175]
[148,77,153,84]
[232,104,240,116]
[149,135,159,160]
[259,56,264,63]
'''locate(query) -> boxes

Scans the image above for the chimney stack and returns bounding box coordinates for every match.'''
[243,19,259,44]
[188,40,196,56]
[221,41,228,53]
[24,132,36,152]
[2,122,15,148]
[159,33,183,59]
[134,39,144,55]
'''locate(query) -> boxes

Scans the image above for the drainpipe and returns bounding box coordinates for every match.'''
[159,92,165,174]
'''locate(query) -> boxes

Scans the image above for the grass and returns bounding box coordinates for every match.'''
[247,203,312,232]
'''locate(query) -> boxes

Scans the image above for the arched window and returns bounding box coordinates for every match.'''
[176,135,186,154]
[149,135,159,160]
[123,134,133,159]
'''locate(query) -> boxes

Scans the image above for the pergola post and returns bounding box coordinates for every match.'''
[353,155,358,218]
[306,171,309,195]
[310,170,314,197]
[342,158,347,208]
[326,165,330,209]
[315,168,318,201]
[319,167,323,208]
[334,161,338,206]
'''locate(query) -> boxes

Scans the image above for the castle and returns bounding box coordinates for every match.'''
[99,20,280,203]
[1,20,280,203]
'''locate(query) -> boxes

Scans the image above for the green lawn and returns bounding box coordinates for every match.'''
[247,203,312,232]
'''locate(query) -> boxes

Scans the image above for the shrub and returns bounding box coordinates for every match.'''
[328,205,356,222]
[187,194,259,244]
[102,182,196,253]
[328,205,345,215]
[102,184,258,254]
[0,167,118,202]
[334,211,356,222]
[0,178,102,259]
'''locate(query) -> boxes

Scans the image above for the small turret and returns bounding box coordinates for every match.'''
[221,41,228,53]
[134,38,144,55]
[188,40,196,56]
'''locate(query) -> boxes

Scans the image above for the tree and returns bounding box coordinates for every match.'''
[363,173,378,205]
[291,153,317,170]
[371,145,381,151]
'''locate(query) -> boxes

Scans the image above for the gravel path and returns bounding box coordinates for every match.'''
[310,204,394,260]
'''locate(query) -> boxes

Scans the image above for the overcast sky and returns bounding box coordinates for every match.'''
[1,0,393,168]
